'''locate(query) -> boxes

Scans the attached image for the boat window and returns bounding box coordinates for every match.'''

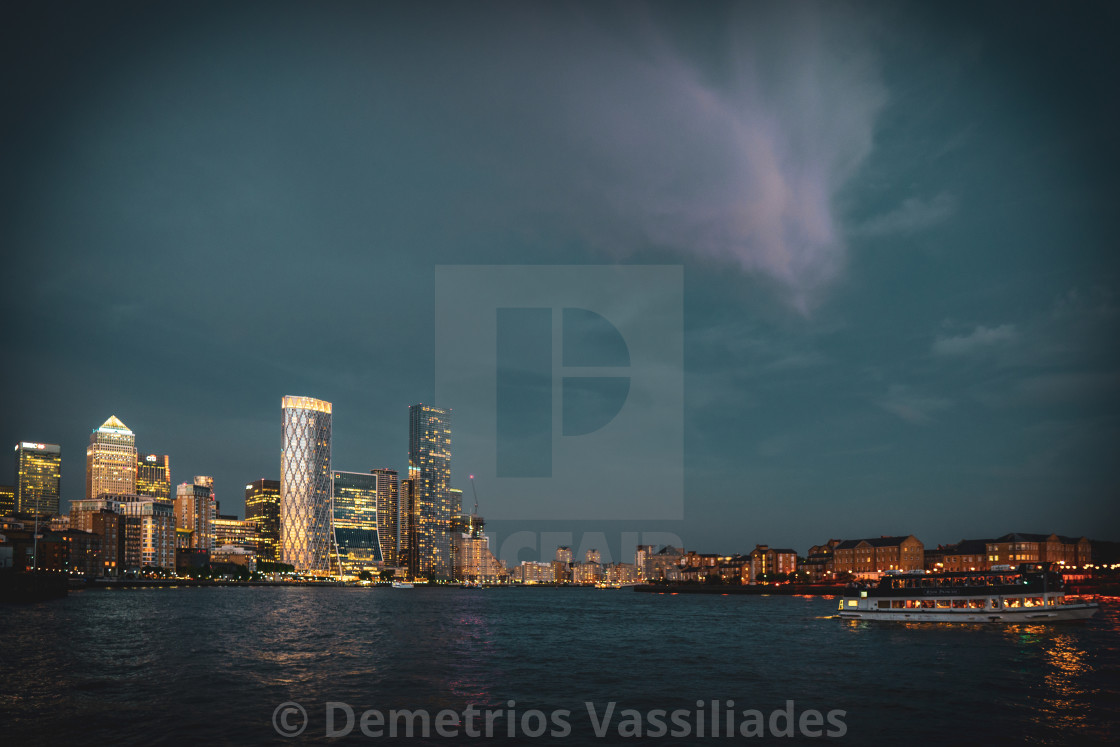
[1005,598,1021,608]
[921,600,935,609]
[846,600,858,607]
[1025,597,1043,607]
[892,600,904,608]
[935,600,951,608]
[878,600,891,609]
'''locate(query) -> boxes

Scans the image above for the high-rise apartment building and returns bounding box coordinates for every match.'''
[136,454,171,501]
[332,471,382,578]
[175,482,214,551]
[194,475,217,515]
[118,499,176,570]
[14,441,61,516]
[408,404,452,579]
[398,478,416,572]
[280,396,333,575]
[370,467,399,566]
[86,416,136,499]
[245,478,280,561]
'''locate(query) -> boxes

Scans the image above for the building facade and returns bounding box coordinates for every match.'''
[14,441,61,516]
[370,467,399,567]
[408,404,452,579]
[398,478,416,572]
[832,535,924,578]
[332,470,382,578]
[749,545,798,582]
[136,453,171,501]
[174,482,214,552]
[245,478,281,561]
[86,416,137,499]
[213,515,262,552]
[280,396,333,574]
[118,498,176,570]
[0,484,15,516]
[986,533,1092,568]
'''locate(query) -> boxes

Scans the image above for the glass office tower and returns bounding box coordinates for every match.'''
[332,470,382,578]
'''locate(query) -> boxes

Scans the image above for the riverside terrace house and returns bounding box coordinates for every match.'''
[924,539,990,573]
[831,535,924,579]
[749,545,798,582]
[986,533,1092,569]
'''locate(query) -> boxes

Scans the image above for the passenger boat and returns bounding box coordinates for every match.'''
[838,563,1099,623]
[391,580,414,589]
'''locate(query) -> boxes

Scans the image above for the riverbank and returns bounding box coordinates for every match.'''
[635,583,845,595]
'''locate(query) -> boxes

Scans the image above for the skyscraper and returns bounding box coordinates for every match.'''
[408,404,452,579]
[245,478,280,561]
[370,467,399,566]
[136,454,171,501]
[86,416,136,499]
[14,441,61,516]
[332,471,382,578]
[280,396,332,575]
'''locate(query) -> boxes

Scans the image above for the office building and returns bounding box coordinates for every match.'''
[408,404,452,579]
[213,515,262,553]
[86,416,136,499]
[280,396,333,575]
[245,478,280,561]
[332,470,382,578]
[15,442,61,516]
[136,454,171,501]
[0,484,15,516]
[370,467,399,566]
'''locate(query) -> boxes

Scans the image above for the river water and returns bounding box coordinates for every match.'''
[2,587,1117,744]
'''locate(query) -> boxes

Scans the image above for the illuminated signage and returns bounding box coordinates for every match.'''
[19,442,48,450]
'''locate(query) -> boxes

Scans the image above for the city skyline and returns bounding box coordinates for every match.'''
[2,2,1118,556]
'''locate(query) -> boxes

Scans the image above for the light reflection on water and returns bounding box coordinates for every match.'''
[1,588,1117,745]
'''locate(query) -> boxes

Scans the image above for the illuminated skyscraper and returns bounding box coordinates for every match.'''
[14,442,61,516]
[245,478,280,561]
[370,467,399,566]
[86,416,136,499]
[408,404,452,579]
[136,454,171,501]
[280,396,332,574]
[332,471,382,578]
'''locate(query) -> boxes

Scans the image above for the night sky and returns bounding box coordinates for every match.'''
[2,1,1117,563]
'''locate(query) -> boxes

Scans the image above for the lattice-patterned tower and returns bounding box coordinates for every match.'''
[280,396,333,574]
